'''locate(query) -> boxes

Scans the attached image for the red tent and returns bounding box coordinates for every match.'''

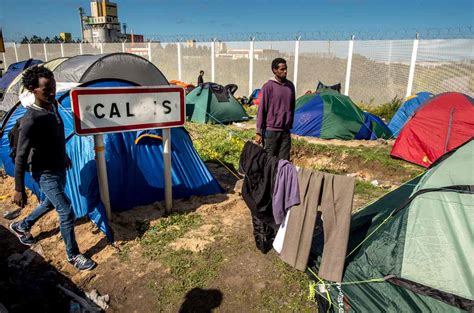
[391,92,474,167]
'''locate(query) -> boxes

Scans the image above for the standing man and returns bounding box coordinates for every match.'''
[197,70,204,86]
[255,58,296,160]
[9,66,96,271]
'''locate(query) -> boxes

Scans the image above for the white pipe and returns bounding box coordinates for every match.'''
[94,134,112,221]
[79,42,83,55]
[249,39,254,95]
[211,40,215,82]
[28,43,32,59]
[13,42,18,62]
[344,35,355,96]
[177,42,182,81]
[43,43,48,61]
[60,42,64,57]
[99,42,103,54]
[293,37,300,93]
[163,128,172,213]
[406,35,419,97]
[121,41,125,53]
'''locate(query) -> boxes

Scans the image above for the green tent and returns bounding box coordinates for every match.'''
[292,91,392,140]
[309,139,473,312]
[186,83,249,124]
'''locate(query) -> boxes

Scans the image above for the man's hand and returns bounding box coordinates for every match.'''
[12,191,28,208]
[254,133,263,145]
[65,154,72,169]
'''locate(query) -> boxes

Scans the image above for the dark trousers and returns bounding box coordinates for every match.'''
[263,130,291,161]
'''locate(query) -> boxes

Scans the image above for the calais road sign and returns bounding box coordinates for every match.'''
[70,86,185,135]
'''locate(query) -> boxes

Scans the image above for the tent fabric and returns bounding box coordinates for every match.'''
[0,59,43,91]
[291,91,392,140]
[0,58,69,112]
[249,88,261,105]
[390,92,474,167]
[308,140,473,312]
[388,92,433,137]
[186,83,249,124]
[52,53,168,86]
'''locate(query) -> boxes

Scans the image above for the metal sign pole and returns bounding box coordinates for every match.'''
[163,128,172,213]
[94,134,112,221]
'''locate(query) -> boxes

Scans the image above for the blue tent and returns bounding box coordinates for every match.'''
[0,54,223,241]
[357,112,393,140]
[0,59,43,91]
[388,92,433,137]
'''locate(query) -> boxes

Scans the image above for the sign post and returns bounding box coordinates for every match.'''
[70,86,185,219]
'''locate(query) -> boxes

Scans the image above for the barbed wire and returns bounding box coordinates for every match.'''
[3,26,473,43]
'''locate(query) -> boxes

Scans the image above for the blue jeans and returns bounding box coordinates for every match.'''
[20,171,79,259]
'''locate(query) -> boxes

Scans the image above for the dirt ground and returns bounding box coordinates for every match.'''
[0,138,414,312]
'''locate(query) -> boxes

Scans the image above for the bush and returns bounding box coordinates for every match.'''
[358,96,403,121]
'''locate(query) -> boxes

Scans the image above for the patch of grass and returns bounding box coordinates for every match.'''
[117,244,131,263]
[140,212,202,260]
[354,179,389,203]
[244,105,258,117]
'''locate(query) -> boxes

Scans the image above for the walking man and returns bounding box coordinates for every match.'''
[197,70,204,85]
[10,66,96,271]
[255,58,296,160]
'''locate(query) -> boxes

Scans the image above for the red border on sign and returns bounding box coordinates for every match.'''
[70,86,186,135]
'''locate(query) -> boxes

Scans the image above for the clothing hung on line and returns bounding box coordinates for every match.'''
[239,141,279,253]
[278,167,355,282]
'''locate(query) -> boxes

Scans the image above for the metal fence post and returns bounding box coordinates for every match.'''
[121,40,125,53]
[406,33,419,97]
[344,35,355,96]
[293,36,301,93]
[79,41,83,55]
[211,39,216,82]
[43,43,48,61]
[148,40,152,62]
[99,42,103,54]
[177,41,182,81]
[2,52,7,70]
[28,42,32,59]
[60,42,65,57]
[13,42,18,62]
[249,37,255,96]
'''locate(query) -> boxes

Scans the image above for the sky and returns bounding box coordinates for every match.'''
[0,0,473,41]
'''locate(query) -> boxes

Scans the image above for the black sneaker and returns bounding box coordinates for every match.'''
[67,254,96,271]
[9,222,36,246]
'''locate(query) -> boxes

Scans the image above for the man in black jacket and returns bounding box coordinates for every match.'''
[9,66,96,271]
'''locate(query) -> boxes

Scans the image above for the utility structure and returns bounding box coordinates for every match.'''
[81,0,125,43]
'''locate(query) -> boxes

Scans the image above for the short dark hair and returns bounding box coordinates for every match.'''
[271,58,286,70]
[200,70,204,75]
[22,66,54,91]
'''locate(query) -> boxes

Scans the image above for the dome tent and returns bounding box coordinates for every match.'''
[387,92,433,137]
[185,83,249,124]
[291,90,391,140]
[310,140,473,312]
[0,58,43,111]
[391,92,474,167]
[1,57,68,112]
[0,53,223,241]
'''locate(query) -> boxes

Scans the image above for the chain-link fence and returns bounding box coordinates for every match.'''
[2,37,473,103]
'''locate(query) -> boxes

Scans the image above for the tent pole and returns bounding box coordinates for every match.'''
[94,134,112,221]
[344,35,355,96]
[406,33,419,97]
[249,37,255,96]
[163,128,173,214]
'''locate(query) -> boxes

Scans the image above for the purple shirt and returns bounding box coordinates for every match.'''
[256,78,296,134]
[273,160,300,225]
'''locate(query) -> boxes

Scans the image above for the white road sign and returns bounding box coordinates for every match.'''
[70,86,185,135]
